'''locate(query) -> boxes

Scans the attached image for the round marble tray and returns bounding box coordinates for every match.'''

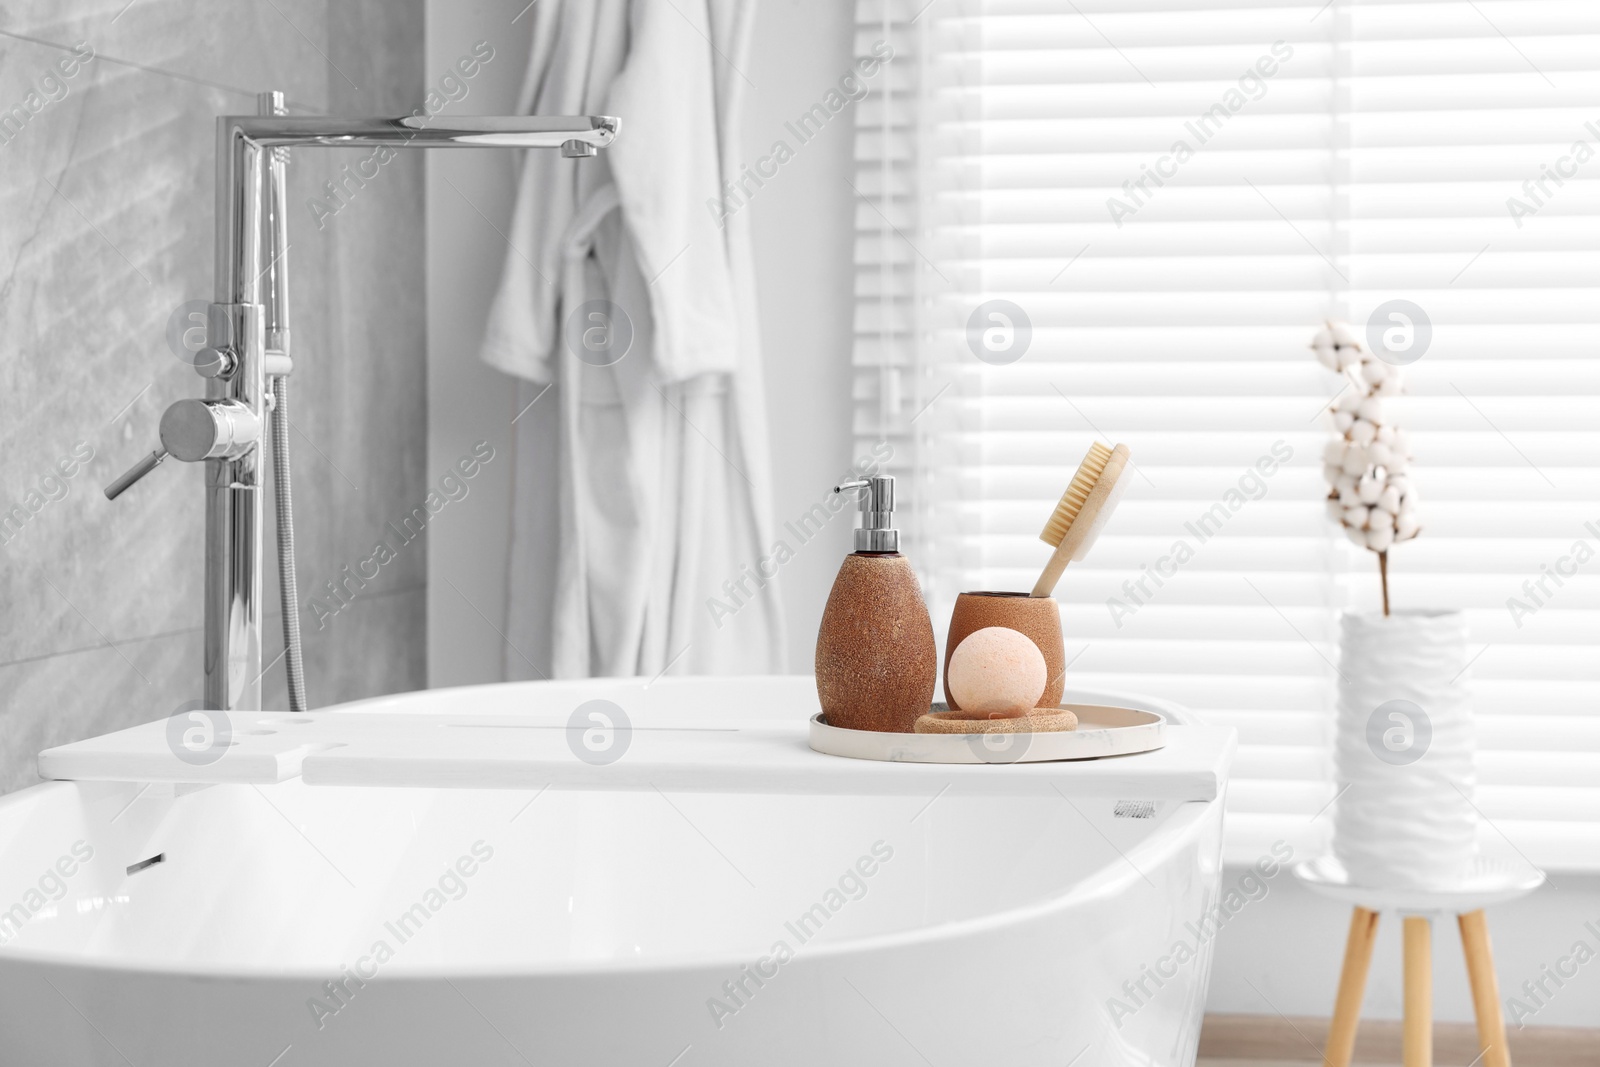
[808,703,1166,764]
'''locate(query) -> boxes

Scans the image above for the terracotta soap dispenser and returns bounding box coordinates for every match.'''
[815,475,936,733]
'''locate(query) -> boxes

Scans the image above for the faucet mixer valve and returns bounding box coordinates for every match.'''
[103,398,262,499]
[103,298,266,500]
[160,399,260,461]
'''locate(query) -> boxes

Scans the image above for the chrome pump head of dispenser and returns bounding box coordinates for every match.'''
[834,475,899,553]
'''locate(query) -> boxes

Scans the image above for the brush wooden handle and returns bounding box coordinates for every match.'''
[1031,516,1094,597]
[1031,446,1130,597]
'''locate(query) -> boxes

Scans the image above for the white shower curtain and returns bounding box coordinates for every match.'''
[481,0,784,678]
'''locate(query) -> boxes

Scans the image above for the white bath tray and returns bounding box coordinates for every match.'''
[809,703,1165,765]
[35,710,1226,800]
[35,678,1233,801]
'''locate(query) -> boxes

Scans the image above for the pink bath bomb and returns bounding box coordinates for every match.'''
[947,626,1047,718]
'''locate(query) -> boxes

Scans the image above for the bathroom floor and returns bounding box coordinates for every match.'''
[1199,1062,1398,1066]
[1193,1014,1580,1066]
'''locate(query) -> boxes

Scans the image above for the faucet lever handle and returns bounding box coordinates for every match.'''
[104,448,170,500]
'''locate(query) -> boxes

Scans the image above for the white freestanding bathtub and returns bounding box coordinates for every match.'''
[0,677,1232,1066]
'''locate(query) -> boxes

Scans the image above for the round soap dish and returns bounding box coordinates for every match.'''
[808,703,1166,765]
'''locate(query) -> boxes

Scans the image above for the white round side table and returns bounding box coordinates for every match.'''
[1294,855,1546,1067]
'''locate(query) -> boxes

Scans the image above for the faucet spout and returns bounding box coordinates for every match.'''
[223,114,619,151]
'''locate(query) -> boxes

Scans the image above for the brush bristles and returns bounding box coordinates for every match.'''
[1040,442,1114,547]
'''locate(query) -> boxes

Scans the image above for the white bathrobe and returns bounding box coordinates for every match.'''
[482,0,784,678]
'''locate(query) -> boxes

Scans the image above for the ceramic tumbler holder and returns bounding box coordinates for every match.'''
[943,592,1067,712]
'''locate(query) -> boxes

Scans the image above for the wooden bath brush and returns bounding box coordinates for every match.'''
[1031,442,1131,597]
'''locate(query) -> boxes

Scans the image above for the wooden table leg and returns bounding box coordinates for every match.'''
[1403,915,1433,1067]
[1326,906,1380,1067]
[1460,910,1512,1067]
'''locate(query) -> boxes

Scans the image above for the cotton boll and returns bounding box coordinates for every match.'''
[1323,439,1346,466]
[1376,375,1403,397]
[1378,485,1401,514]
[1345,524,1369,547]
[1343,505,1369,530]
[1367,443,1394,468]
[1311,326,1335,349]
[1357,472,1382,504]
[1322,463,1343,488]
[1388,451,1409,474]
[1358,397,1385,424]
[1370,508,1395,532]
[1376,424,1397,446]
[1366,525,1395,551]
[1336,390,1362,414]
[1336,472,1357,494]
[1313,343,1339,371]
[1335,347,1361,372]
[1341,448,1367,477]
[1362,360,1390,387]
[1330,321,1357,347]
[1388,475,1409,497]
[1351,419,1377,446]
[1396,509,1420,540]
[1334,410,1354,433]
[1339,484,1362,507]
[1325,497,1344,522]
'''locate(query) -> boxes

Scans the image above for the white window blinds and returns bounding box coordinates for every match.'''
[852,0,1600,869]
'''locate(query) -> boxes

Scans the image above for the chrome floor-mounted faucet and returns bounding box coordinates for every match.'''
[105,94,619,712]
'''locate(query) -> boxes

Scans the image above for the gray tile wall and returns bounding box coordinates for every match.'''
[0,0,427,793]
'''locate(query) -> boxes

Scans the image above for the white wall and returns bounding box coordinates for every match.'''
[424,0,535,688]
[423,0,1597,1032]
[739,0,860,671]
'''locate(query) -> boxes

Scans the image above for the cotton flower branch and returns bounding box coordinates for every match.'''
[1311,321,1422,615]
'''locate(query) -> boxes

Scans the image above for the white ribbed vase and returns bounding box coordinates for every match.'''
[1333,610,1478,889]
